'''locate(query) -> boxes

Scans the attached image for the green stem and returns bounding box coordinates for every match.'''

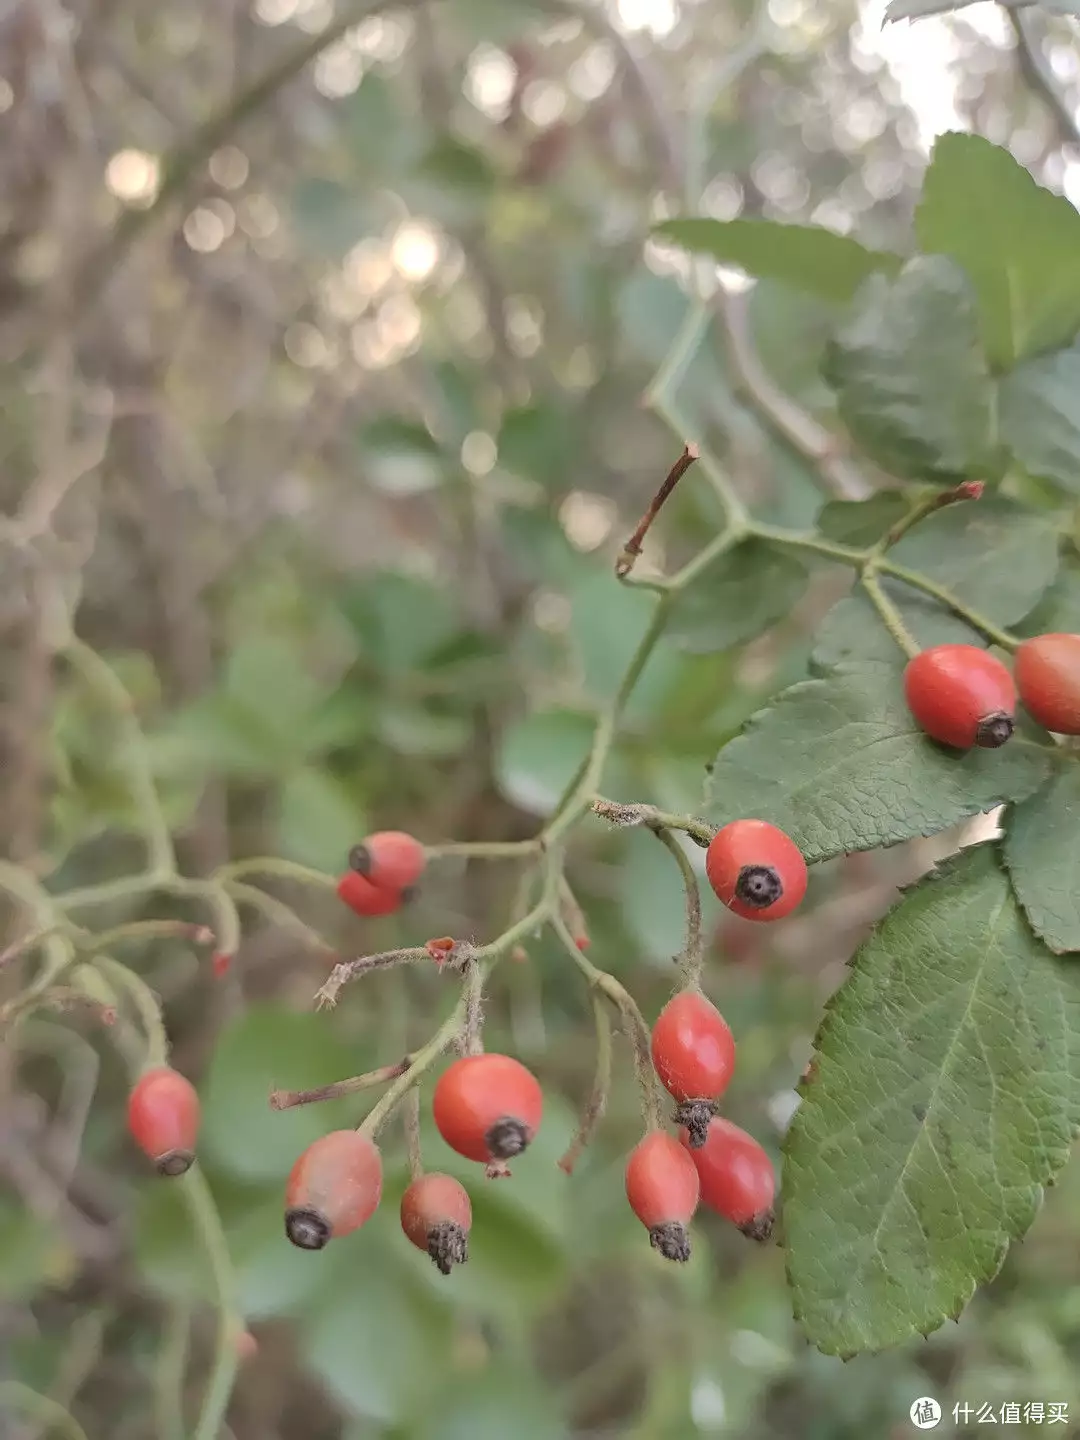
[667,523,746,591]
[558,991,612,1175]
[224,881,333,954]
[749,522,869,567]
[65,639,176,876]
[213,857,337,889]
[404,1087,424,1181]
[551,912,662,1133]
[155,1301,192,1440]
[181,1166,243,1440]
[862,573,920,660]
[648,825,703,987]
[0,1382,89,1440]
[76,918,212,954]
[877,559,1019,651]
[96,957,170,1067]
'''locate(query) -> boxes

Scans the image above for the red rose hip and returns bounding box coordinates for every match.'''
[651,991,736,1147]
[680,1116,775,1241]
[284,1130,383,1250]
[1015,633,1080,735]
[625,1131,700,1262]
[336,870,403,917]
[705,819,807,922]
[348,831,426,891]
[903,643,1015,750]
[128,1066,200,1177]
[433,1054,542,1170]
[400,1172,472,1274]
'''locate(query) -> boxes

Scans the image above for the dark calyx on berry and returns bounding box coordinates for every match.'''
[649,1221,691,1263]
[155,1148,195,1177]
[485,1116,531,1159]
[975,711,1014,748]
[674,1099,716,1149]
[427,1221,469,1275]
[734,864,782,909]
[740,1208,775,1243]
[285,1205,332,1250]
[347,843,372,874]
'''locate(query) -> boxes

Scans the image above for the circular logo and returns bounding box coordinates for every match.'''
[910,1398,942,1430]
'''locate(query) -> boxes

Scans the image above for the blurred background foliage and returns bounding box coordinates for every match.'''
[4,0,1080,1436]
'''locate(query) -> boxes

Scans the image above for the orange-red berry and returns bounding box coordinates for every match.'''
[400,1172,472,1274]
[1015,633,1080,735]
[705,819,807,922]
[903,643,1015,750]
[680,1116,775,1241]
[625,1131,700,1262]
[336,870,403,917]
[651,991,735,1146]
[348,831,426,891]
[284,1130,383,1250]
[128,1066,201,1177]
[433,1054,543,1168]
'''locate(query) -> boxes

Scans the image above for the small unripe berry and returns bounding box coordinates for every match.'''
[348,831,426,891]
[128,1066,201,1177]
[284,1130,383,1250]
[903,644,1016,750]
[1015,633,1080,735]
[680,1116,775,1241]
[651,991,735,1146]
[336,870,403,918]
[706,819,807,922]
[400,1172,472,1274]
[433,1054,543,1168]
[625,1131,700,1262]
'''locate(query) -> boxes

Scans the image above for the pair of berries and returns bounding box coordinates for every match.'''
[624,988,775,1258]
[625,1118,776,1260]
[128,1066,201,1176]
[336,831,426,917]
[904,634,1080,750]
[705,819,807,923]
[283,1052,543,1265]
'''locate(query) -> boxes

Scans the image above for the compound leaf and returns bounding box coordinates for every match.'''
[785,843,1080,1354]
[1004,762,1080,953]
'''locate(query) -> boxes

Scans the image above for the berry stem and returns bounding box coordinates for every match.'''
[213,856,338,890]
[591,798,715,848]
[96,957,170,1068]
[224,881,334,955]
[314,947,432,1005]
[460,957,486,1056]
[155,1301,193,1440]
[876,559,1019,652]
[0,1382,89,1440]
[552,912,663,1134]
[648,824,703,989]
[876,480,984,552]
[615,443,700,579]
[180,1166,243,1440]
[76,918,214,955]
[558,990,612,1175]
[404,1086,424,1181]
[269,1057,413,1109]
[861,573,921,660]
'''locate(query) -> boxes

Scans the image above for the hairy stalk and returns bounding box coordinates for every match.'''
[648,826,703,987]
[404,1087,424,1181]
[862,574,921,660]
[96,958,170,1067]
[558,991,612,1175]
[182,1166,243,1440]
[270,1057,412,1110]
[155,1302,192,1440]
[876,559,1018,651]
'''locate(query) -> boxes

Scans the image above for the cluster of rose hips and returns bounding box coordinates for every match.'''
[126,819,805,1271]
[904,632,1080,749]
[335,830,428,917]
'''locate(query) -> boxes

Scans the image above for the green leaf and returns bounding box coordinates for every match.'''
[822,257,995,480]
[340,571,459,674]
[496,403,577,489]
[654,217,900,303]
[784,843,1080,1354]
[666,541,808,654]
[413,1367,567,1440]
[278,766,364,873]
[494,708,594,815]
[916,132,1080,368]
[301,1225,451,1423]
[816,492,909,547]
[230,1200,330,1320]
[200,1006,360,1184]
[566,569,682,713]
[813,494,1059,669]
[703,662,1052,862]
[1004,764,1080,954]
[1000,342,1080,494]
[1016,553,1080,636]
[615,827,698,968]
